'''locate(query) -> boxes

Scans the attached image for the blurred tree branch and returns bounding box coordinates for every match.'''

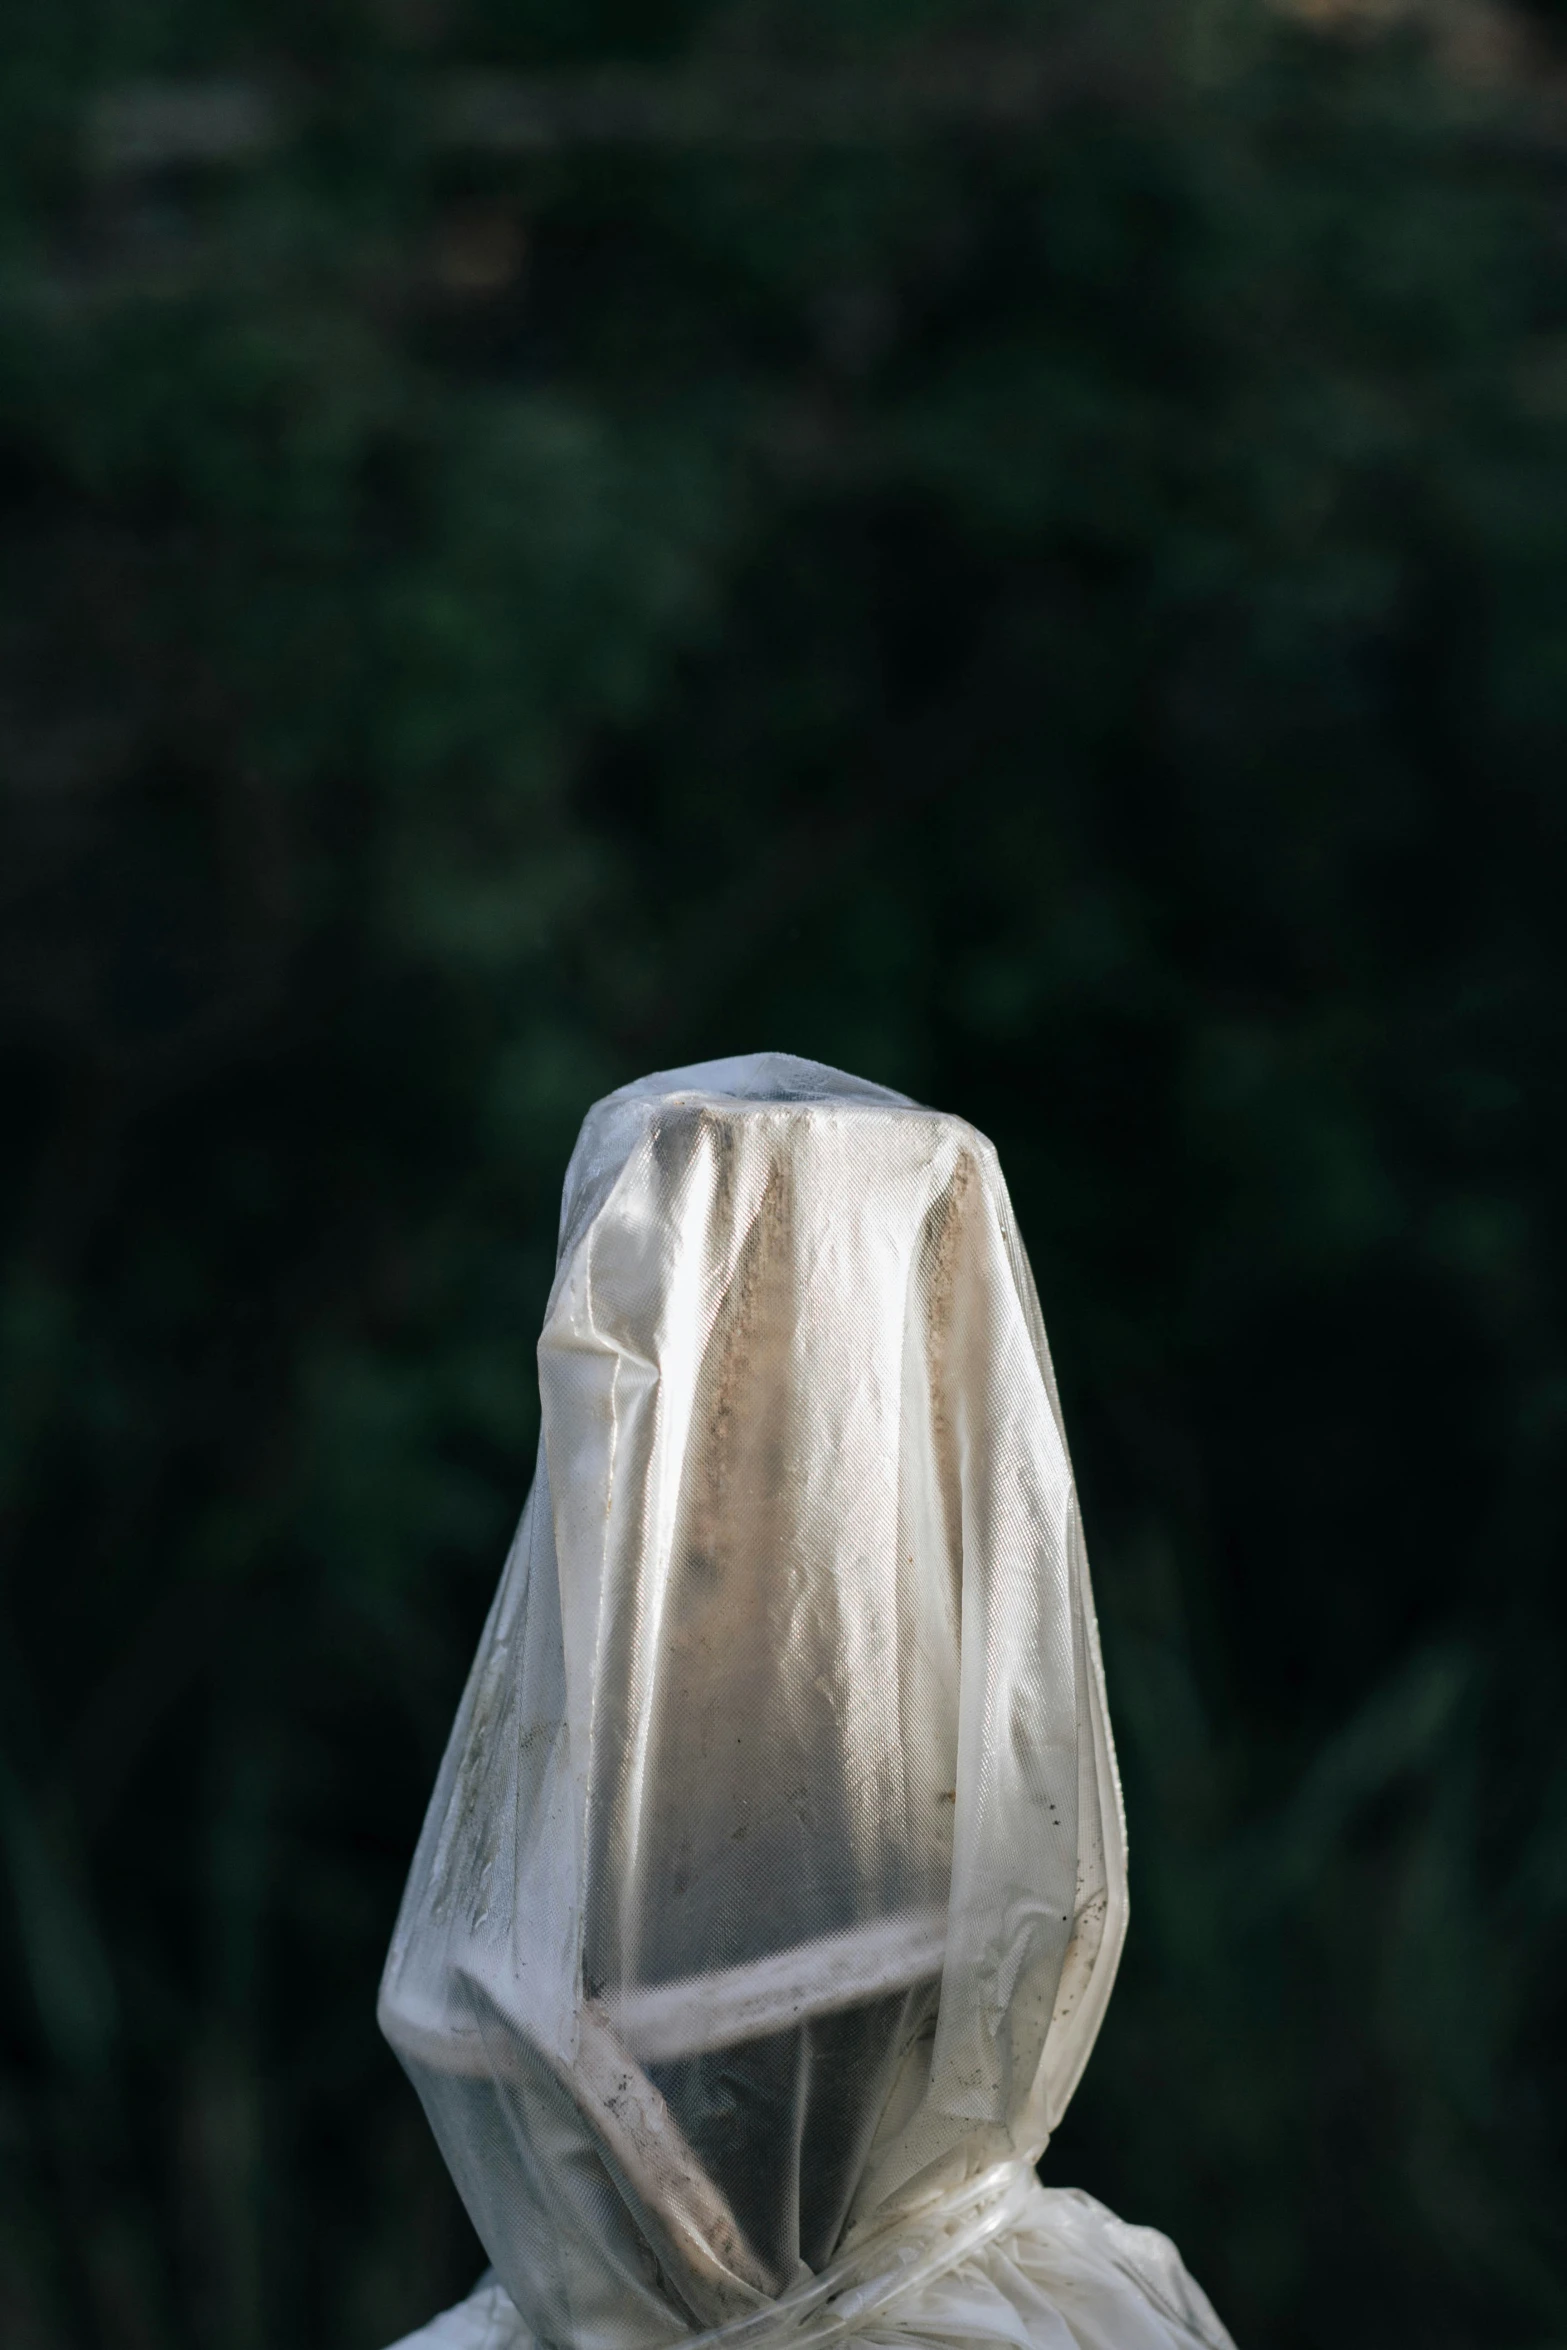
[82,43,1154,176]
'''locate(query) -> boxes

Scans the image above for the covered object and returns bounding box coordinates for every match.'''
[379,1055,1233,2350]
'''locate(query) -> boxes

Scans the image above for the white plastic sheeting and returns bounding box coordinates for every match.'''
[379,1056,1233,2350]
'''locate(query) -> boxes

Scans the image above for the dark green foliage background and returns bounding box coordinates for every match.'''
[3,5,1566,2345]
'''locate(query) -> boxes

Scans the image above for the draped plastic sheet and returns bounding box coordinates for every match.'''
[379,1056,1234,2350]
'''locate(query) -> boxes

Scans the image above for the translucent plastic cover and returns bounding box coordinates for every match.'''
[379,1055,1138,2349]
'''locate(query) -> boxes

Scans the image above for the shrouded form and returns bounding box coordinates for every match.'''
[379,1056,1231,2350]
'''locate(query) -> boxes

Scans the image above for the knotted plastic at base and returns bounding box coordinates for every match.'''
[389,2165,1233,2350]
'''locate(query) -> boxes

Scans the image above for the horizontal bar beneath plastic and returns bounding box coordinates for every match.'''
[608,1904,947,2062]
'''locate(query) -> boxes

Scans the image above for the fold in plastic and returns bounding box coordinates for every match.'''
[379,1056,1232,2350]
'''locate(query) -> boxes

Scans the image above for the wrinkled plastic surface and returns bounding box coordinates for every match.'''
[379,1056,1231,2350]
[386,2173,1233,2350]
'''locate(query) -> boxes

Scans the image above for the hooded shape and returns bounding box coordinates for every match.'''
[380,1056,1218,2350]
